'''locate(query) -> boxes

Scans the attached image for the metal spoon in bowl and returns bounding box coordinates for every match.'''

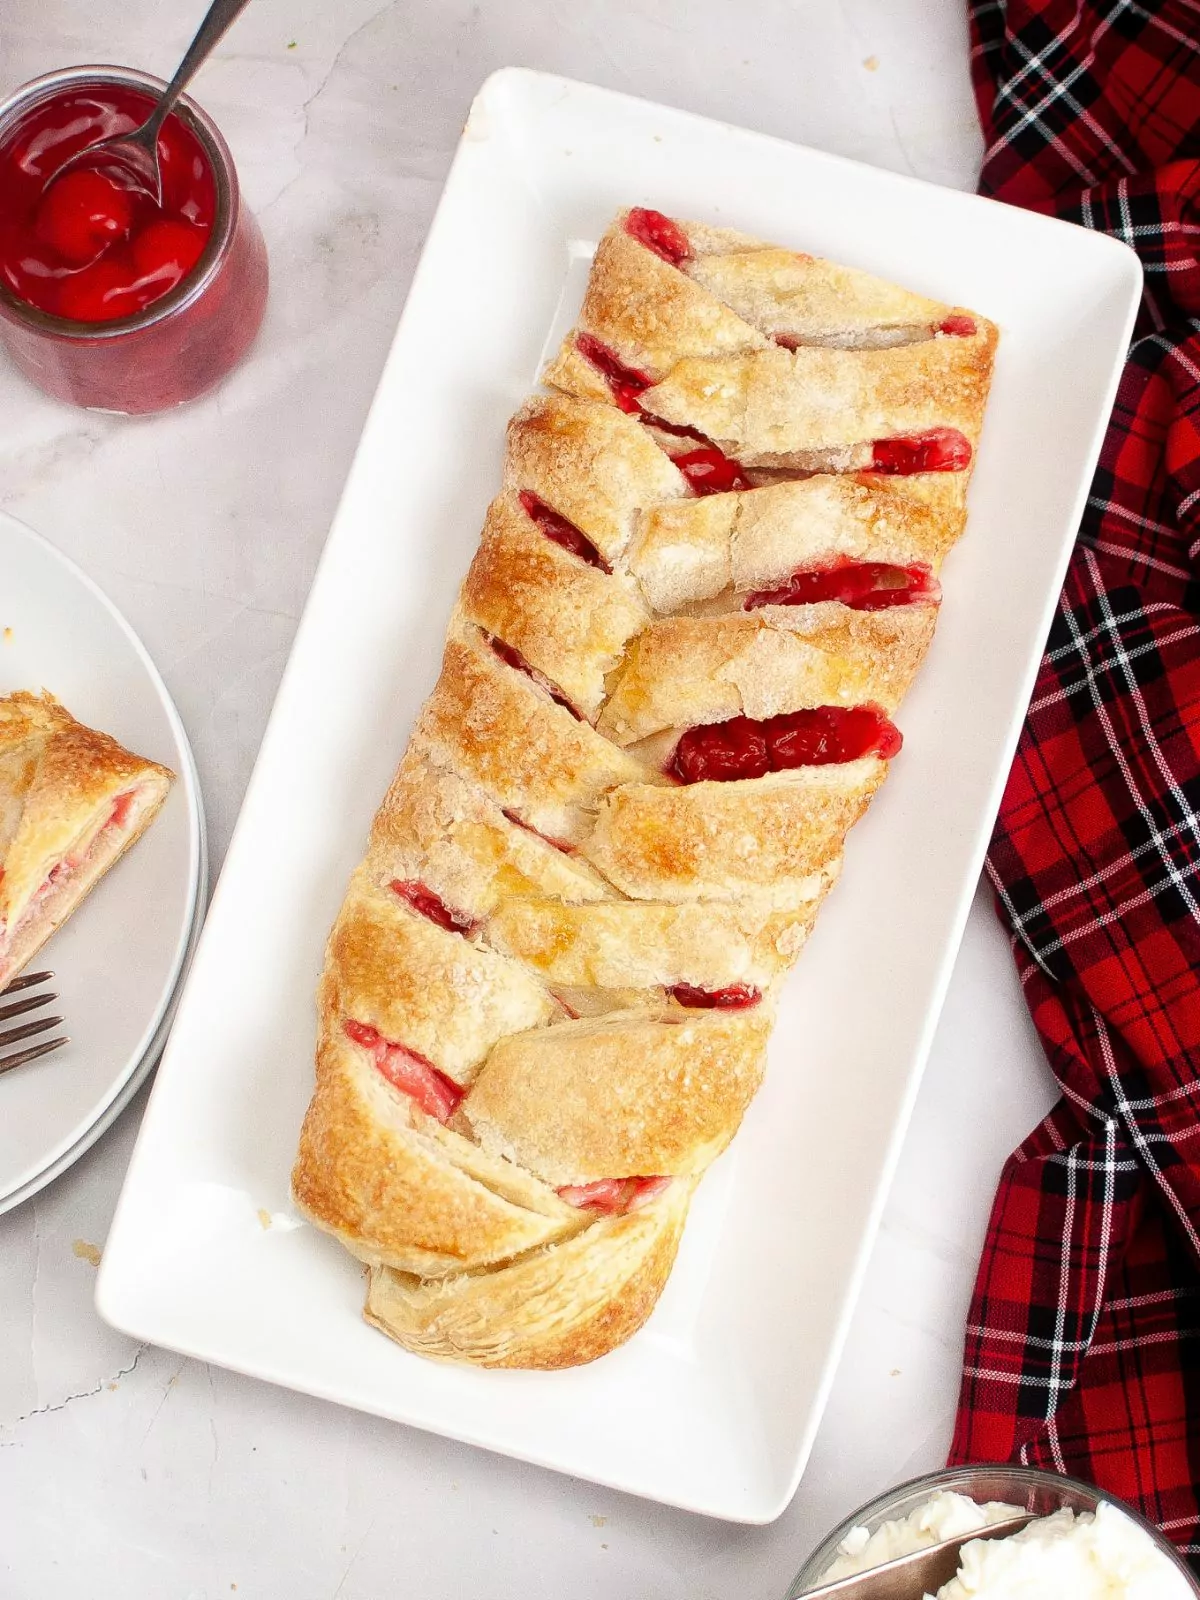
[52,0,255,203]
[797,1514,1034,1600]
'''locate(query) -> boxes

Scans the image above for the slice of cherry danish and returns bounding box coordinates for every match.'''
[292,208,996,1370]
[0,691,173,989]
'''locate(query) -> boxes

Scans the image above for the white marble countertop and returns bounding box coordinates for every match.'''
[0,2,1062,1595]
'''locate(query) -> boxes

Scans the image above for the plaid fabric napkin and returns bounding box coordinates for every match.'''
[948,0,1200,1562]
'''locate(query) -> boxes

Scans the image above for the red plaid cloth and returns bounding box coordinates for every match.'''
[948,0,1200,1563]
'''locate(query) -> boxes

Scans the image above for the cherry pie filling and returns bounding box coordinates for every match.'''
[390,879,478,938]
[557,1175,672,1214]
[744,558,940,612]
[488,635,582,722]
[343,1018,464,1124]
[108,790,136,829]
[0,84,216,322]
[668,982,762,1009]
[670,447,751,494]
[670,705,901,784]
[871,428,972,474]
[575,332,652,414]
[624,207,690,266]
[518,489,609,572]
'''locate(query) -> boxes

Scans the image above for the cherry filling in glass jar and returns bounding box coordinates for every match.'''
[0,67,268,413]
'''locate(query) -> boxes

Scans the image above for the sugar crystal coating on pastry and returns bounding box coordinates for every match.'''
[292,207,997,1368]
[0,691,174,990]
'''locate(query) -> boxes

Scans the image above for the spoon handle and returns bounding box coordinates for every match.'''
[144,0,256,140]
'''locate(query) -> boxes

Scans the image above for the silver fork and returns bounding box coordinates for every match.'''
[0,973,69,1076]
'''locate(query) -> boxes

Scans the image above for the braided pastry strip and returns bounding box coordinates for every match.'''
[292,210,997,1368]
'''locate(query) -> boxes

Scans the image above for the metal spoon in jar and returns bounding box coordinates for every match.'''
[52,0,254,204]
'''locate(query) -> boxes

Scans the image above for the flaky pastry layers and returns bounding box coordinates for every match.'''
[0,691,174,989]
[293,209,996,1368]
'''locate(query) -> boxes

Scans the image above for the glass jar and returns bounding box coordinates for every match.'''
[785,1464,1200,1597]
[0,65,268,413]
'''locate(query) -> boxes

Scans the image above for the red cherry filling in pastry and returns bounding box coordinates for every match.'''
[744,558,940,612]
[518,489,609,572]
[488,636,582,721]
[575,332,652,413]
[35,860,70,901]
[624,207,690,267]
[670,705,901,783]
[669,982,762,1009]
[390,879,478,937]
[343,1019,463,1123]
[107,790,135,829]
[672,447,751,495]
[871,428,971,474]
[556,1175,672,1214]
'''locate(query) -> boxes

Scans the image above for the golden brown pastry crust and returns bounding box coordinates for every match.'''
[292,208,996,1369]
[459,492,648,723]
[365,739,612,920]
[505,395,686,566]
[597,604,937,745]
[541,225,769,394]
[293,1026,583,1276]
[464,1006,773,1185]
[544,210,998,464]
[363,1181,692,1369]
[638,334,996,466]
[485,895,812,993]
[0,691,174,986]
[583,764,878,905]
[417,621,649,846]
[325,869,555,1085]
[628,473,965,613]
[684,247,951,348]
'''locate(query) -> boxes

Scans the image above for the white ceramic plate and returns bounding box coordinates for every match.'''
[96,69,1142,1522]
[0,513,205,1209]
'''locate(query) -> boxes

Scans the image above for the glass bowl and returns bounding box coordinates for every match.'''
[785,1464,1200,1597]
[0,64,268,413]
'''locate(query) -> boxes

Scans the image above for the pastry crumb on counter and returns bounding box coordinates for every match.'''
[72,1238,102,1266]
[863,55,880,70]
[257,1207,272,1229]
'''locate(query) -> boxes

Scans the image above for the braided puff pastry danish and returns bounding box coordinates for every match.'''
[293,209,997,1369]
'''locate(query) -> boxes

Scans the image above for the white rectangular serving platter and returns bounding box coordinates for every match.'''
[97,68,1142,1522]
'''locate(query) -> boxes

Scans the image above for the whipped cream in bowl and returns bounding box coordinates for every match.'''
[786,1466,1199,1600]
